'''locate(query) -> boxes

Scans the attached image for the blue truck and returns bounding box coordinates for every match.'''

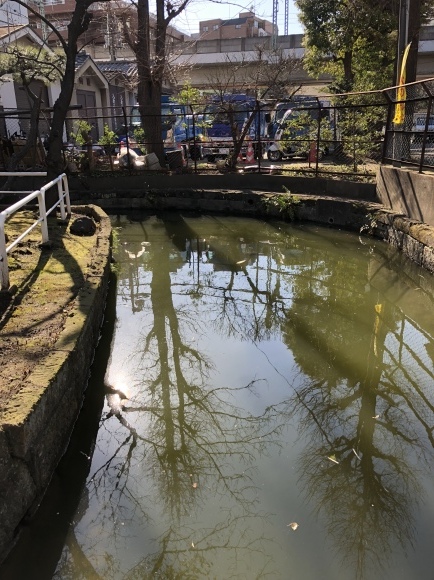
[123,97,207,158]
[201,95,268,161]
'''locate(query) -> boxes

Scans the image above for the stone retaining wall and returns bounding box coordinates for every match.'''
[0,205,111,563]
[70,178,434,275]
[73,185,434,275]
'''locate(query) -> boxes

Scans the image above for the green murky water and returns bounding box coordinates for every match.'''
[3,213,434,580]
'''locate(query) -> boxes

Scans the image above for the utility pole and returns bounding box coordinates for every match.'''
[396,0,421,85]
[396,0,408,84]
[34,0,48,42]
[106,11,117,62]
[406,0,422,84]
[284,0,288,35]
[272,0,278,48]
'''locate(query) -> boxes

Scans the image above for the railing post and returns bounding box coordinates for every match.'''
[58,179,67,221]
[0,214,9,291]
[0,174,70,292]
[63,174,71,215]
[38,188,50,244]
[315,98,322,177]
[192,111,197,173]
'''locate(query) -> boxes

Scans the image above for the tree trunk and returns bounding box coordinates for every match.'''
[226,103,259,170]
[45,0,93,204]
[137,78,164,165]
[135,0,166,165]
[46,47,77,181]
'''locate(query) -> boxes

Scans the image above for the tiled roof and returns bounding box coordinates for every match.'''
[75,51,90,70]
[96,60,138,79]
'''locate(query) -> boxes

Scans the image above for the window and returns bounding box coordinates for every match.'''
[235,24,241,29]
[254,20,258,28]
[203,26,208,32]
[213,24,219,30]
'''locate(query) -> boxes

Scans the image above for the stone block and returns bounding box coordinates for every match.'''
[422,245,434,273]
[402,233,424,265]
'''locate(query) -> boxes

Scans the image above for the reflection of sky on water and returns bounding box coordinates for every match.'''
[50,215,434,579]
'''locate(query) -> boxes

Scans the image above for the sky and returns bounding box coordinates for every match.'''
[172,0,304,37]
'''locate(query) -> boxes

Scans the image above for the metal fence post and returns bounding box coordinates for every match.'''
[38,188,50,244]
[0,214,9,290]
[58,179,67,221]
[315,98,321,176]
[63,174,71,215]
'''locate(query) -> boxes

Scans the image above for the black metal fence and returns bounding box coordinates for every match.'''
[1,77,433,178]
[382,78,434,172]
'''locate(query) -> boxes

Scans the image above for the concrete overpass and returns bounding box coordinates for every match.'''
[173,26,434,94]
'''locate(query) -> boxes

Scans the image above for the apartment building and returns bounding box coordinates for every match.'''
[199,11,276,41]
[27,0,188,62]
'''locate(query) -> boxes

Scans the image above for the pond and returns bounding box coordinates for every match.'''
[2,213,434,580]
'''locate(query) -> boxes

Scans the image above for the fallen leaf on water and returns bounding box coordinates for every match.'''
[352,448,361,460]
[372,414,380,419]
[192,482,198,489]
[287,522,299,531]
[191,542,195,548]
[327,455,339,464]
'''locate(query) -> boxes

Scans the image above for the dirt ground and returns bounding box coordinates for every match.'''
[0,210,97,413]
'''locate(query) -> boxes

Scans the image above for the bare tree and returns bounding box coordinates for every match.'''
[13,0,105,182]
[203,47,302,170]
[120,0,191,164]
[0,45,64,173]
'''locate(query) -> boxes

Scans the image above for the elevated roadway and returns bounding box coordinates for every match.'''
[173,27,434,92]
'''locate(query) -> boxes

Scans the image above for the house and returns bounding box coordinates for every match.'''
[96,60,138,117]
[67,52,112,141]
[0,27,117,157]
[0,24,59,139]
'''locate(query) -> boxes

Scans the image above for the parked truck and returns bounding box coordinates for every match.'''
[202,95,268,161]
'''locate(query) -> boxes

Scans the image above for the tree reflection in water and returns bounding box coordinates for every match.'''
[280,239,434,579]
[56,214,287,579]
[53,215,434,580]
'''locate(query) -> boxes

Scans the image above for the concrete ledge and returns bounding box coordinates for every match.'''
[68,172,377,202]
[0,204,112,562]
[376,166,434,226]
[74,184,434,275]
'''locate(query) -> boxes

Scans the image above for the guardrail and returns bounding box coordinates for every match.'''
[0,173,70,291]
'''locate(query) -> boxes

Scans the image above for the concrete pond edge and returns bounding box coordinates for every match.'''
[0,204,112,563]
[2,185,434,563]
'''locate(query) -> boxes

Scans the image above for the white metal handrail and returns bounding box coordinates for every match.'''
[0,173,71,291]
